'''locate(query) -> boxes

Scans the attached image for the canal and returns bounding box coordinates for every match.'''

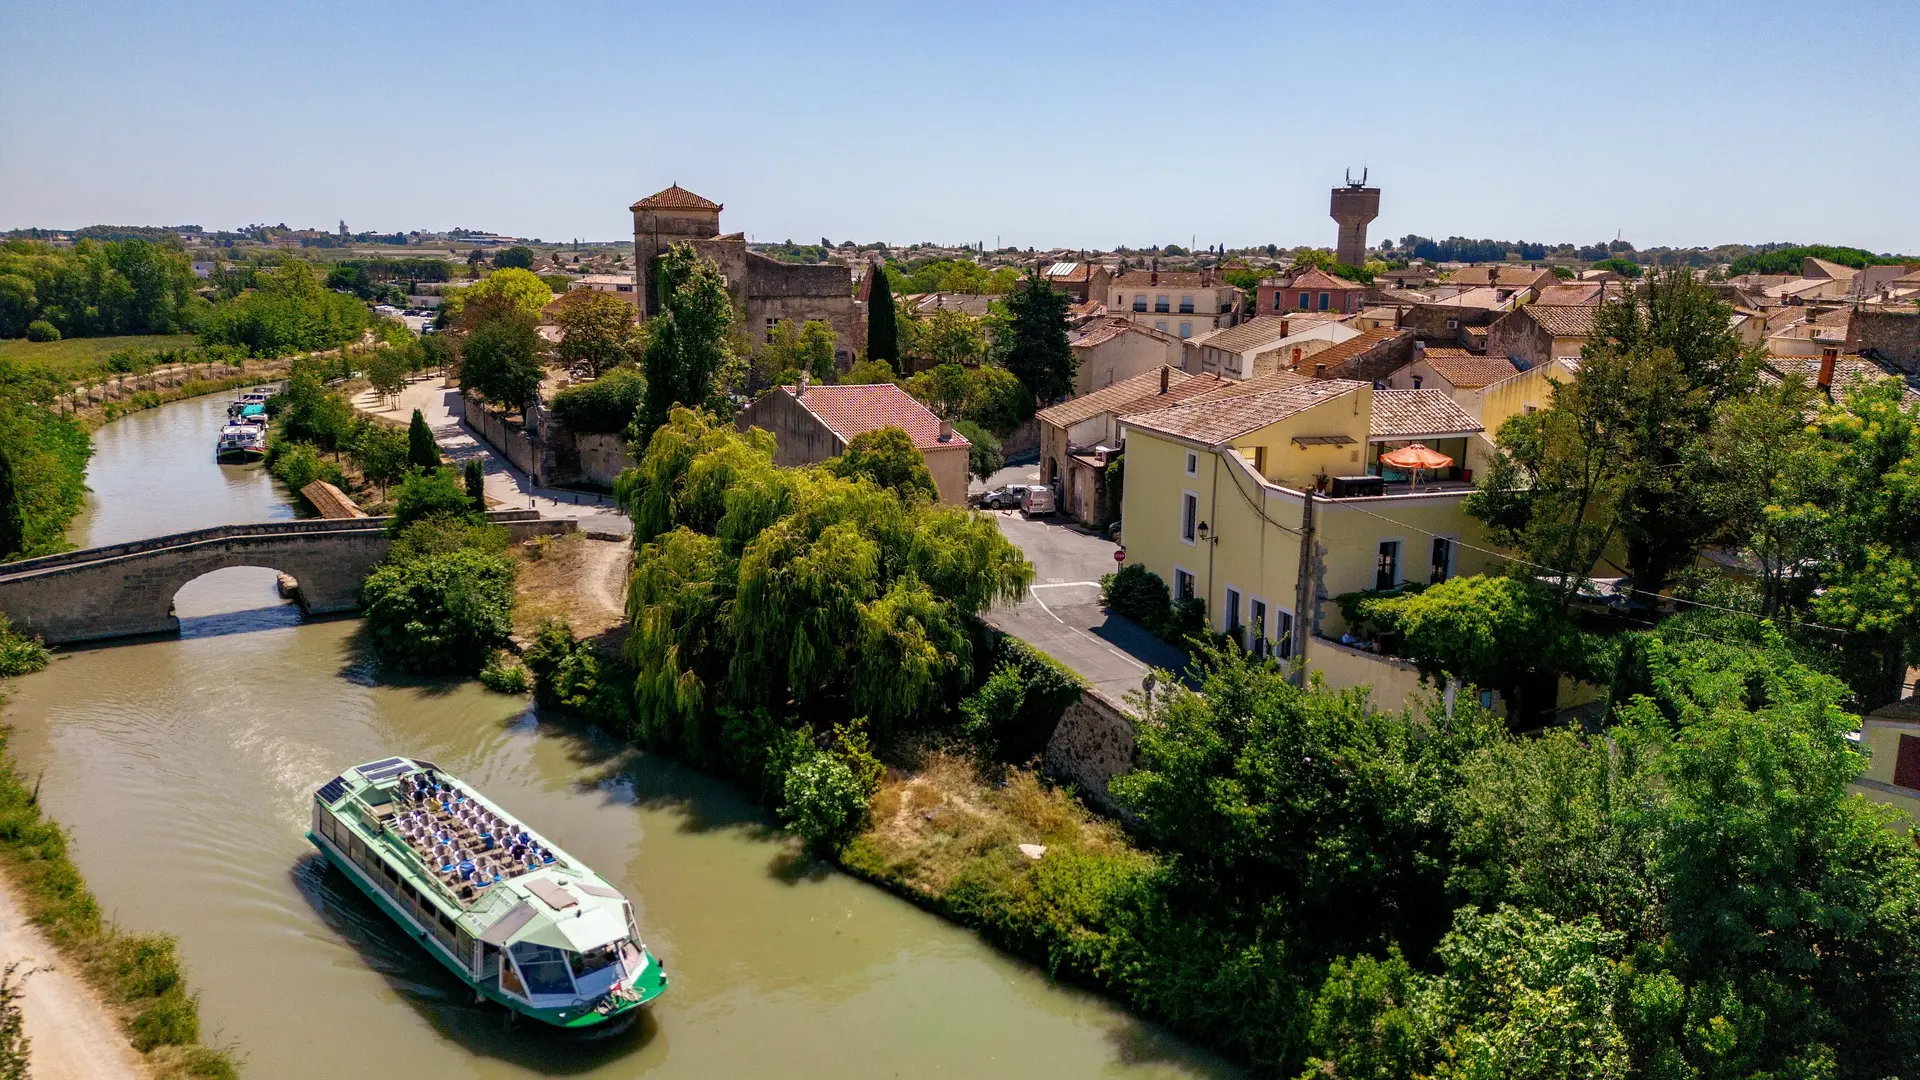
[4,392,1239,1079]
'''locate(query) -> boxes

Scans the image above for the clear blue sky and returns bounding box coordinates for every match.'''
[4,1,1916,254]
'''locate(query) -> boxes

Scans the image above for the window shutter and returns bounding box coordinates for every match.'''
[1894,734,1920,790]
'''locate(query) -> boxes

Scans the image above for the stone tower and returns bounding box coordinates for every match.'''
[629,184,723,317]
[1329,170,1380,268]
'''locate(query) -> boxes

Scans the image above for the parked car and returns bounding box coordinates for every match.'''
[1020,485,1056,517]
[978,484,1029,509]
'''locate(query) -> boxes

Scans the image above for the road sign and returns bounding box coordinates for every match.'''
[1114,548,1126,562]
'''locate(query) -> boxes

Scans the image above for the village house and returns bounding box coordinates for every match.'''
[1484,304,1599,368]
[1188,315,1358,380]
[1043,260,1112,305]
[1257,268,1370,315]
[1302,327,1421,383]
[630,185,863,364]
[1445,265,1559,299]
[736,380,970,505]
[1036,366,1225,526]
[1106,268,1243,339]
[1849,698,1920,827]
[1114,378,1502,662]
[569,273,639,305]
[1068,318,1185,395]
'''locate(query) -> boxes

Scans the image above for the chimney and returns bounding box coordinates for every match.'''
[938,418,954,442]
[1280,318,1290,337]
[1817,347,1837,396]
[1159,366,1170,394]
[797,372,809,396]
[1313,362,1327,379]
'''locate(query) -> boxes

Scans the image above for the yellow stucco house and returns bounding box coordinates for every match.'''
[1115,374,1501,676]
[1852,699,1920,829]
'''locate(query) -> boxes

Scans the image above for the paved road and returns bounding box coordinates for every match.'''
[982,509,1186,703]
[353,377,632,536]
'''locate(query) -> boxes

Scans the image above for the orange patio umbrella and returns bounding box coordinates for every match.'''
[1378,443,1454,490]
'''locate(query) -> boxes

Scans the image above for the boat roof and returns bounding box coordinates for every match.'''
[316,757,637,953]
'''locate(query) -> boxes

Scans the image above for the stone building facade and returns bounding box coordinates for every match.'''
[629,185,864,364]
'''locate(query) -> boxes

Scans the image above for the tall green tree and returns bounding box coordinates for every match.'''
[635,243,738,451]
[349,424,410,498]
[828,426,939,503]
[995,267,1075,405]
[458,303,546,415]
[549,287,639,377]
[757,319,837,387]
[464,457,487,510]
[407,408,440,469]
[866,264,900,373]
[1469,269,1758,600]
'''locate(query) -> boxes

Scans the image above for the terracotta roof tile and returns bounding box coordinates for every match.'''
[1123,380,1367,445]
[1369,389,1484,439]
[782,383,966,451]
[1525,305,1599,338]
[1297,327,1406,372]
[1193,315,1337,355]
[1070,318,1175,350]
[1037,367,1221,429]
[1186,369,1312,403]
[1286,268,1365,290]
[629,184,722,212]
[1422,352,1524,389]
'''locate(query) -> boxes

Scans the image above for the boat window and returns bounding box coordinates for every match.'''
[509,943,576,997]
[569,940,624,980]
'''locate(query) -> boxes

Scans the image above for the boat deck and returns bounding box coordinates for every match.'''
[380,772,567,902]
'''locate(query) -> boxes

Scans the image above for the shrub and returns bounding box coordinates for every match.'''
[523,619,634,727]
[780,745,873,852]
[267,440,342,495]
[1101,564,1171,629]
[362,548,515,674]
[0,616,48,677]
[388,467,477,532]
[386,517,507,562]
[551,367,647,434]
[953,418,1003,482]
[23,321,59,342]
[478,652,531,694]
[959,633,1085,761]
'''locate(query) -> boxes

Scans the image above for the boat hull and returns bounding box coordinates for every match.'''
[308,831,665,1028]
[216,447,266,464]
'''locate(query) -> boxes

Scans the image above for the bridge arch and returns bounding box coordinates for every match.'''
[0,512,566,646]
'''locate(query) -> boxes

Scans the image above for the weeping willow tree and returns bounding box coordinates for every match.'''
[618,407,1031,775]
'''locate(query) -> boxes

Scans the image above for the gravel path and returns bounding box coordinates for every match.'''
[0,880,147,1080]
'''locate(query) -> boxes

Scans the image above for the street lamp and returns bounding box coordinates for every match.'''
[1197,521,1211,543]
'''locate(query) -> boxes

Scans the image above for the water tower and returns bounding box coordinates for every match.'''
[1330,169,1380,268]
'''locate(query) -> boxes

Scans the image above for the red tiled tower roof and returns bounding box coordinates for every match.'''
[629,185,722,212]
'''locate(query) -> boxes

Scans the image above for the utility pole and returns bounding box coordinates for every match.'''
[1291,488,1317,686]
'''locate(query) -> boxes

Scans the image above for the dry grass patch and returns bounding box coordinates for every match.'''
[512,532,631,647]
[849,747,1133,901]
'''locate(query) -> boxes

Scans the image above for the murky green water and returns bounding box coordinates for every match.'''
[2,394,1238,1079]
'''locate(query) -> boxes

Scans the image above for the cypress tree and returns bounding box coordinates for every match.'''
[866,263,900,374]
[0,446,20,560]
[464,457,486,510]
[407,409,441,469]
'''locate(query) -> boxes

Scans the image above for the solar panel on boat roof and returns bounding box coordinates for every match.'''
[316,776,349,804]
[356,758,413,781]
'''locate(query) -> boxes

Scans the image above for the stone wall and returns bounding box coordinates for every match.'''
[462,392,540,478]
[1846,308,1920,373]
[574,433,636,487]
[1042,688,1138,820]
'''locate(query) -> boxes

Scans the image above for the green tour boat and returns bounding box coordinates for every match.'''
[309,757,668,1028]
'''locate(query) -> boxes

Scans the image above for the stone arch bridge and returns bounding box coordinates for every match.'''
[0,512,573,645]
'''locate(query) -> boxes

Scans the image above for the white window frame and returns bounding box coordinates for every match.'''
[1179,321,1192,338]
[1270,604,1296,659]
[1224,586,1242,637]
[1173,566,1196,603]
[1184,450,1198,477]
[1180,490,1199,545]
[1375,537,1404,590]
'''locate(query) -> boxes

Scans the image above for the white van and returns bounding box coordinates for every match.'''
[1020,485,1056,517]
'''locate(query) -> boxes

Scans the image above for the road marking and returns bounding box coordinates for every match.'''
[1029,581,1102,589]
[1026,588,1067,624]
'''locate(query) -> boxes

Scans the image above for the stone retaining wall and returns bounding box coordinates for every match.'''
[1042,687,1139,821]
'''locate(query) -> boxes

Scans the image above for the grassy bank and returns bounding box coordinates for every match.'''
[0,723,239,1078]
[0,334,200,382]
[78,364,292,432]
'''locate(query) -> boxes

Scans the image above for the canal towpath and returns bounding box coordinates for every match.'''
[0,879,148,1080]
[351,377,631,537]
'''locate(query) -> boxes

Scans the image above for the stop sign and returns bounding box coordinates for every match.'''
[1114,548,1126,563]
